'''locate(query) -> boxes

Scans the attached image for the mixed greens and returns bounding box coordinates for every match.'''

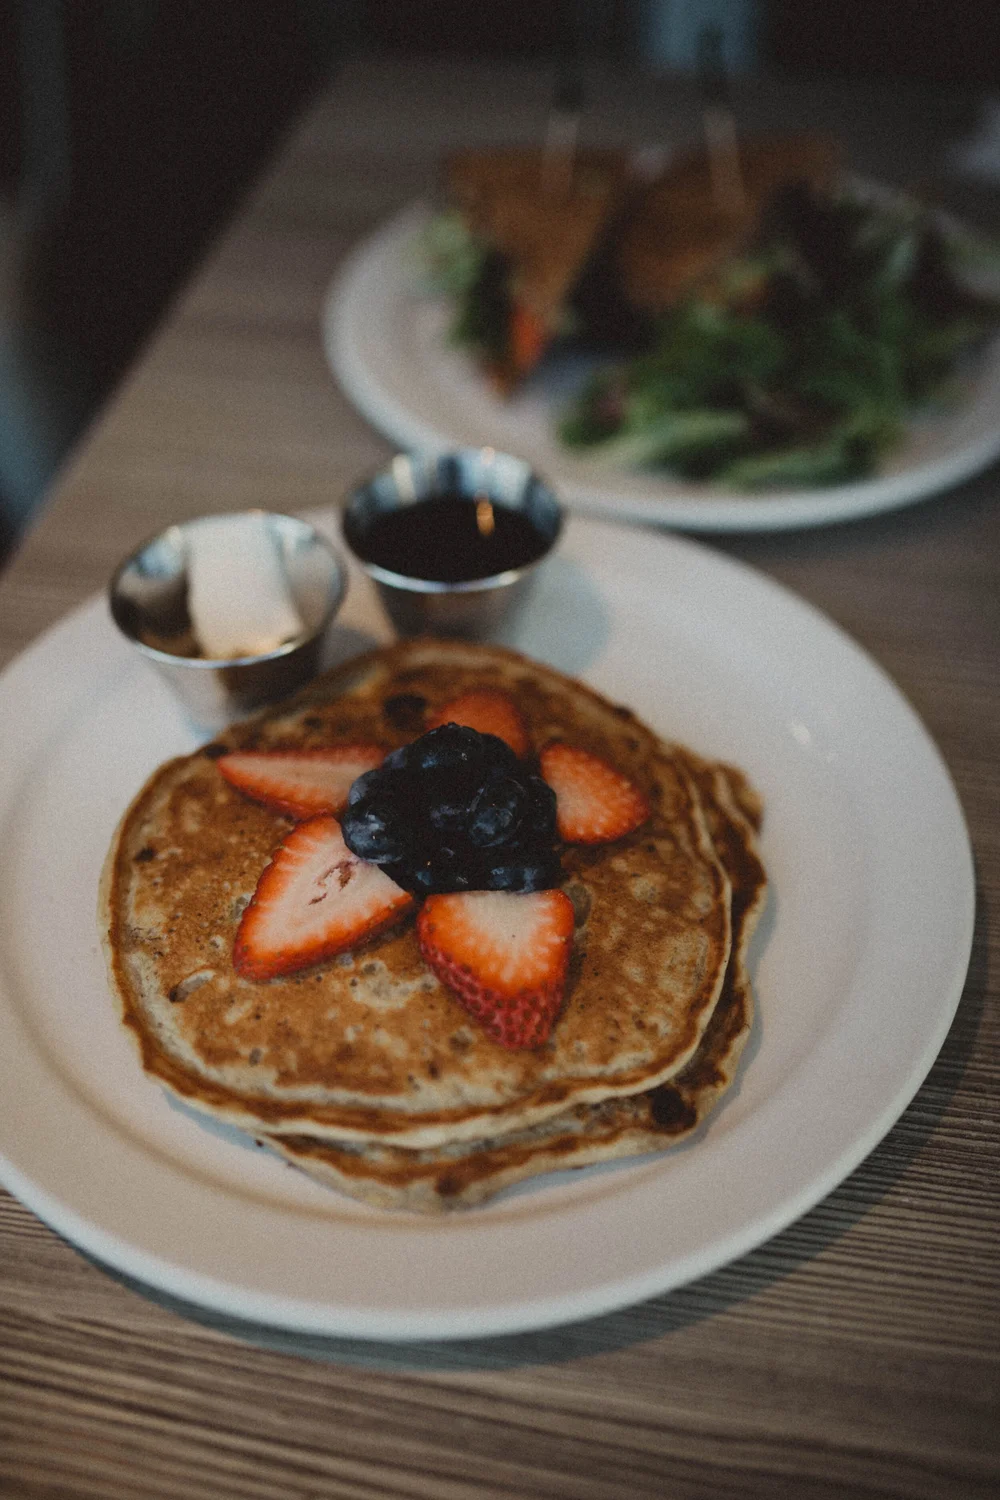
[421,184,999,490]
[560,184,1000,488]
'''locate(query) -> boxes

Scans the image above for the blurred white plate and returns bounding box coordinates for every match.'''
[0,518,974,1339]
[324,202,1000,532]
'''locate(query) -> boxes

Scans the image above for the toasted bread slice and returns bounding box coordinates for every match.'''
[444,146,629,388]
[619,131,842,309]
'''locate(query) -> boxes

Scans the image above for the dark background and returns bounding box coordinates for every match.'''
[1,0,997,563]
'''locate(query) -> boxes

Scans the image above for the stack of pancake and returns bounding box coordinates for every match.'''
[100,640,766,1211]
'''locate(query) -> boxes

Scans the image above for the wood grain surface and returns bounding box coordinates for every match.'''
[0,58,997,1500]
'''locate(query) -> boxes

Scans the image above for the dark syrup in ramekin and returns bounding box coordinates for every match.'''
[358,496,549,583]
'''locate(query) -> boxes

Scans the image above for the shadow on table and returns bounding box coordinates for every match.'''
[710,455,1000,578]
[82,877,988,1374]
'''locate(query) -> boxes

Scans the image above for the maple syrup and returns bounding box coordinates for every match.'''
[356,495,550,584]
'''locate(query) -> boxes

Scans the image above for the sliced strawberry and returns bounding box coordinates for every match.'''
[218,746,385,819]
[417,889,574,1049]
[427,689,530,757]
[539,743,650,844]
[234,816,413,980]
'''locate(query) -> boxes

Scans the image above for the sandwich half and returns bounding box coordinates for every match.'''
[435,146,629,391]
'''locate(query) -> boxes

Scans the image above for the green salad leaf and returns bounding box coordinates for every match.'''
[561,184,1000,489]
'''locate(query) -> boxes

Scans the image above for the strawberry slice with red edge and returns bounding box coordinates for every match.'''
[218,745,385,819]
[509,300,549,378]
[539,743,650,844]
[234,816,413,980]
[417,889,575,1049]
[427,689,530,757]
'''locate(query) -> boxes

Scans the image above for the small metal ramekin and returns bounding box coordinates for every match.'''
[108,511,347,731]
[341,448,563,639]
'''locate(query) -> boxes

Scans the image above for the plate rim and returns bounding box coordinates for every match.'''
[322,200,1000,535]
[0,522,976,1340]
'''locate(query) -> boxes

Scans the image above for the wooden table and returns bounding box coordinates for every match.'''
[1,58,997,1500]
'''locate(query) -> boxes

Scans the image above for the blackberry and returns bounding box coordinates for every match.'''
[341,723,560,895]
[482,851,564,892]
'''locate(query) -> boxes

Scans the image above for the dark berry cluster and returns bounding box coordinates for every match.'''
[341,724,560,895]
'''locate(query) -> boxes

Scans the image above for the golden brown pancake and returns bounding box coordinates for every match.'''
[265,759,766,1210]
[100,640,734,1150]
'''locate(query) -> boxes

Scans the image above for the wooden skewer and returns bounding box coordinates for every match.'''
[541,70,583,199]
[697,25,746,220]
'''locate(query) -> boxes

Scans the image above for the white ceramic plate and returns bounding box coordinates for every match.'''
[0,518,974,1340]
[323,202,1000,533]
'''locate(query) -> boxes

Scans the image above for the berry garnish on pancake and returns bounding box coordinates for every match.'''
[417,889,575,1049]
[340,723,560,895]
[217,745,385,819]
[539,743,650,843]
[233,816,414,981]
[427,689,531,757]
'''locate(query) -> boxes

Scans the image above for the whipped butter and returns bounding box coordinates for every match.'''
[187,513,304,659]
